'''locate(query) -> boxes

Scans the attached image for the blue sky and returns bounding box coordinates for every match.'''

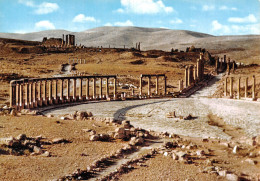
[0,0,259,35]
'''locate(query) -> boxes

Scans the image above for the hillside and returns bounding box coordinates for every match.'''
[0,26,259,63]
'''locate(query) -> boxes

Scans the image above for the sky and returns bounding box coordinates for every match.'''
[0,0,259,35]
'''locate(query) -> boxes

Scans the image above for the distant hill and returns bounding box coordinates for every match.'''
[0,26,259,63]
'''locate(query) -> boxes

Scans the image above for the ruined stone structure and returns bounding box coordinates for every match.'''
[10,75,117,110]
[139,74,167,97]
[224,75,257,100]
[42,34,75,47]
[215,55,236,74]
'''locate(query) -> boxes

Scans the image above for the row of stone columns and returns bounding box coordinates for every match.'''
[215,55,236,74]
[224,76,256,100]
[180,53,205,90]
[10,76,117,109]
[139,75,167,96]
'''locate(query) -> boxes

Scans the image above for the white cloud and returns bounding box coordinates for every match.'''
[211,20,260,35]
[228,14,257,23]
[18,0,59,14]
[219,6,237,11]
[73,14,97,23]
[118,0,174,14]
[170,18,183,24]
[18,0,34,7]
[34,2,59,14]
[211,20,231,34]
[114,20,134,26]
[104,23,113,26]
[35,20,55,30]
[202,5,215,11]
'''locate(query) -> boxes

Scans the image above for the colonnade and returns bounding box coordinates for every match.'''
[180,53,205,90]
[224,75,257,100]
[139,74,167,96]
[215,55,236,74]
[10,75,117,110]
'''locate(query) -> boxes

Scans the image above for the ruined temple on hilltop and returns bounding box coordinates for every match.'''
[42,34,75,47]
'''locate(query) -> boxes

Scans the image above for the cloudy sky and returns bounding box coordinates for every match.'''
[0,0,259,35]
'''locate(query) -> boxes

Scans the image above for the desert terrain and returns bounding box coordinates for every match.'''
[0,27,260,180]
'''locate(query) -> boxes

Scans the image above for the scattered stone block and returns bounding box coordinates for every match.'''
[89,135,100,141]
[226,173,239,181]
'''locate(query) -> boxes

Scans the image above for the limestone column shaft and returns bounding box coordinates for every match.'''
[19,84,23,107]
[185,66,188,88]
[43,81,47,101]
[187,66,191,86]
[155,76,159,95]
[99,78,102,98]
[54,80,57,100]
[215,58,219,73]
[33,82,36,103]
[79,78,82,99]
[194,65,197,81]
[224,77,228,96]
[16,83,20,106]
[38,81,42,100]
[25,83,28,106]
[139,76,143,95]
[164,76,167,95]
[28,82,32,105]
[179,80,182,91]
[190,66,193,84]
[86,78,89,99]
[230,77,233,98]
[73,79,76,100]
[66,79,70,100]
[60,79,63,100]
[9,82,15,107]
[113,78,117,98]
[148,76,151,96]
[105,78,109,98]
[245,77,248,98]
[252,75,256,99]
[48,81,52,100]
[93,78,96,99]
[238,77,241,99]
[196,60,200,81]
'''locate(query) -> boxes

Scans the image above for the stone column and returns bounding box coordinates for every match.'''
[187,66,191,86]
[79,78,82,100]
[43,81,47,101]
[224,77,228,96]
[220,58,223,70]
[227,60,230,75]
[24,83,28,108]
[29,82,33,107]
[224,55,226,63]
[179,80,182,91]
[148,76,151,96]
[38,81,42,101]
[232,62,235,73]
[86,78,89,99]
[155,76,159,95]
[66,79,70,100]
[230,77,233,98]
[73,79,76,100]
[19,83,23,107]
[190,66,194,84]
[16,83,20,106]
[9,82,15,107]
[105,78,109,98]
[54,80,57,100]
[164,76,167,96]
[245,77,248,98]
[99,78,102,98]
[93,78,96,99]
[33,82,36,104]
[139,76,143,96]
[196,59,200,81]
[194,65,197,81]
[113,78,117,98]
[185,66,188,88]
[237,77,241,99]
[48,80,52,101]
[252,75,256,100]
[60,79,63,101]
[215,58,219,73]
